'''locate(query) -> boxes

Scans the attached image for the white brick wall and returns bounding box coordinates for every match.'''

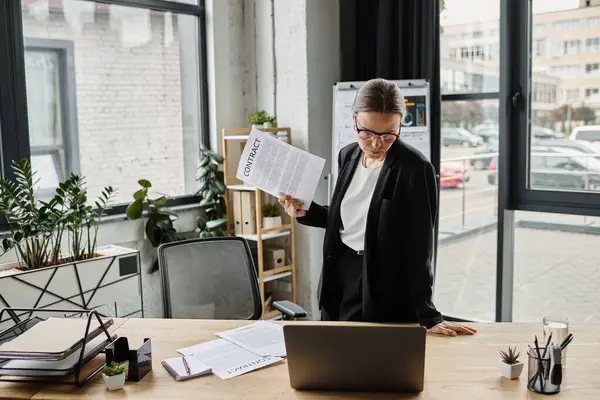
[22,9,188,203]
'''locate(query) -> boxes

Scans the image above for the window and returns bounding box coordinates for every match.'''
[460,47,469,59]
[533,22,545,33]
[552,19,580,30]
[532,83,556,104]
[586,37,600,51]
[19,0,207,205]
[534,39,546,56]
[586,16,600,26]
[449,48,457,59]
[549,65,582,77]
[575,129,600,142]
[586,63,599,73]
[473,30,484,38]
[513,212,600,322]
[562,39,581,54]
[585,88,599,97]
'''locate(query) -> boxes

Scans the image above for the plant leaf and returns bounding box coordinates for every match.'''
[206,218,227,230]
[125,199,144,219]
[138,179,152,188]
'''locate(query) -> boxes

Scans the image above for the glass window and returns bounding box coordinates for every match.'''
[435,100,499,321]
[585,88,599,97]
[585,62,599,73]
[586,37,600,51]
[21,0,204,204]
[440,0,499,95]
[513,211,600,322]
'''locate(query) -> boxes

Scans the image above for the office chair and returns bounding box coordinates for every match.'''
[157,237,306,320]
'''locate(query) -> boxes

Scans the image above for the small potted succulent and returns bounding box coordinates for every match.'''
[102,361,126,391]
[499,346,523,380]
[248,110,269,128]
[263,203,282,230]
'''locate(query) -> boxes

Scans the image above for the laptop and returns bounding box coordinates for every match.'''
[283,324,426,393]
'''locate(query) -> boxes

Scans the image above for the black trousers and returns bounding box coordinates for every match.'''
[321,242,364,321]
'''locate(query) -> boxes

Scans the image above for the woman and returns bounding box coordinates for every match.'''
[280,78,475,337]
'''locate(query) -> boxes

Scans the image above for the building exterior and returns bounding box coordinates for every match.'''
[441,2,600,130]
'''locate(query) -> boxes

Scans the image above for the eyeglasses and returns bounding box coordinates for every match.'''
[354,118,400,143]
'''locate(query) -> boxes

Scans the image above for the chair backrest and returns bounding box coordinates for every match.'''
[157,237,262,320]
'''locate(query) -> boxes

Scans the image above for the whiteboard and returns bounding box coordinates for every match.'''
[331,79,431,178]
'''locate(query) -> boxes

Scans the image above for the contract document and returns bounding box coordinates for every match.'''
[236,127,326,209]
[216,321,286,357]
[178,339,282,380]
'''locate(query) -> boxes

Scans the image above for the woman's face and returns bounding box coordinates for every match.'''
[354,112,401,161]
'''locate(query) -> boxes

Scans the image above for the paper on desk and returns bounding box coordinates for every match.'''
[235,127,326,209]
[216,321,286,357]
[178,339,282,380]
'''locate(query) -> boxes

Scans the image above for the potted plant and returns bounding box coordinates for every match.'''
[499,346,523,379]
[195,145,228,238]
[126,179,186,273]
[263,115,277,129]
[263,203,282,230]
[248,110,269,128]
[102,361,126,391]
[0,159,141,325]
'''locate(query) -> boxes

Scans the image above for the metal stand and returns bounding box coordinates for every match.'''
[0,307,116,386]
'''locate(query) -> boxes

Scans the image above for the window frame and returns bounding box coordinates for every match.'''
[509,0,600,218]
[0,0,210,223]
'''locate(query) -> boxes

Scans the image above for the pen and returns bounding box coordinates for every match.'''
[182,356,191,376]
[560,333,573,349]
[535,335,545,392]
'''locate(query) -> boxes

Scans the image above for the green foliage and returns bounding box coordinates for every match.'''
[102,361,125,376]
[195,146,227,238]
[0,159,114,270]
[248,110,269,125]
[126,179,185,273]
[266,115,277,124]
[263,203,281,218]
[499,346,520,365]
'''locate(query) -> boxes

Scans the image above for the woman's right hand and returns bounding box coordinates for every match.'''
[278,195,306,218]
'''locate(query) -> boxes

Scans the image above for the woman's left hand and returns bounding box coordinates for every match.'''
[428,321,477,337]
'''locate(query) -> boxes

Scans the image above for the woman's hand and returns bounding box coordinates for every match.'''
[278,195,306,218]
[427,321,477,337]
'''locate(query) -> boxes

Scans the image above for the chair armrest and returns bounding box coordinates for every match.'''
[272,300,307,320]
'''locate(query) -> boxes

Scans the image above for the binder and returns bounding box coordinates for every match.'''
[241,192,257,235]
[232,191,243,235]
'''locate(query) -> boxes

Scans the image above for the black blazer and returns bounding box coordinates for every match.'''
[297,140,443,328]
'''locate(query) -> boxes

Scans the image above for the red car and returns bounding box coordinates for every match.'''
[440,162,469,188]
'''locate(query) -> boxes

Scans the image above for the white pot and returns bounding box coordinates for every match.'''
[263,216,282,230]
[0,245,141,332]
[263,122,275,128]
[251,124,264,129]
[103,373,125,391]
[500,360,523,379]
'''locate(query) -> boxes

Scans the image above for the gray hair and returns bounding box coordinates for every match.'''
[351,78,406,117]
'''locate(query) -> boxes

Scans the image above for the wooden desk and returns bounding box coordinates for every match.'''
[2,319,600,399]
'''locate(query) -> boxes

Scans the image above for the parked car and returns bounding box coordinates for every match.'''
[475,127,499,143]
[487,146,600,191]
[569,125,600,147]
[532,126,563,139]
[441,128,483,148]
[470,137,498,170]
[440,162,469,188]
[536,138,600,159]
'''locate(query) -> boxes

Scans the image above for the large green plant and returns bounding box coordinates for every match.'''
[195,146,227,237]
[0,159,114,270]
[126,179,185,273]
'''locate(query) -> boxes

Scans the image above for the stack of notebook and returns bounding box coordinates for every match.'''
[0,313,116,384]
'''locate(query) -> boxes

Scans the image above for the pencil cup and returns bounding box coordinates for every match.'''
[527,347,561,395]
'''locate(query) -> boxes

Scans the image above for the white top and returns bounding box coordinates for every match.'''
[339,160,383,251]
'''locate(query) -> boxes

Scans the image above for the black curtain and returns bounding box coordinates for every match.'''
[339,0,442,271]
[339,0,441,167]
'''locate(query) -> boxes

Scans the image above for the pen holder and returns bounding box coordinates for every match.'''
[527,347,561,395]
[105,337,152,382]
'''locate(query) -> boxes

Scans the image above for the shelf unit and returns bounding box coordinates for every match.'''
[222,127,296,320]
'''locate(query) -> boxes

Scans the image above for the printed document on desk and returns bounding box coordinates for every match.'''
[216,321,286,357]
[236,127,326,209]
[178,339,282,380]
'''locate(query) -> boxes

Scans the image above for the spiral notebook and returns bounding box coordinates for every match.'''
[161,356,212,381]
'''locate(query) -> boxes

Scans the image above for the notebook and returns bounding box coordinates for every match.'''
[161,356,212,381]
